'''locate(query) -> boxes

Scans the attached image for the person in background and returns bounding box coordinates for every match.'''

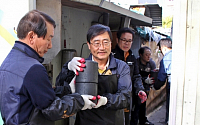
[0,10,96,125]
[56,24,132,125]
[112,27,147,125]
[154,38,172,125]
[132,46,156,125]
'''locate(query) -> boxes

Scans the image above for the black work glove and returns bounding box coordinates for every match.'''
[54,85,72,98]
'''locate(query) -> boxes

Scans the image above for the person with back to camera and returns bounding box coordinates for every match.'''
[154,38,172,125]
[112,27,147,125]
[0,10,98,125]
[57,24,132,125]
[132,46,156,125]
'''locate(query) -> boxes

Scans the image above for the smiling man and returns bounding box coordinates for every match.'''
[112,27,147,125]
[74,24,132,125]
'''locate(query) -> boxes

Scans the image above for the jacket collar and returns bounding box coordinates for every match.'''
[114,45,133,56]
[14,41,44,63]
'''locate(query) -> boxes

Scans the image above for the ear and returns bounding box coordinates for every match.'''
[27,31,36,45]
[163,47,167,52]
[87,42,91,50]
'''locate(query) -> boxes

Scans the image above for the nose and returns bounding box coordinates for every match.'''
[48,41,52,49]
[124,41,129,45]
[99,43,105,49]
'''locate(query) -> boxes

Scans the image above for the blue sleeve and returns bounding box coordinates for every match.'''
[118,63,132,92]
[23,64,56,110]
[157,59,167,82]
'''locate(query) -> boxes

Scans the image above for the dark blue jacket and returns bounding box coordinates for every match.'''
[0,41,84,125]
[86,54,132,108]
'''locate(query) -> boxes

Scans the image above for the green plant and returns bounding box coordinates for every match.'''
[162,16,173,28]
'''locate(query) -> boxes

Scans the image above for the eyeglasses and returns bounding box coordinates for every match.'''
[119,38,133,44]
[90,41,111,48]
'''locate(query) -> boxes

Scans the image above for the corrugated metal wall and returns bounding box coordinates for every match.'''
[144,4,162,27]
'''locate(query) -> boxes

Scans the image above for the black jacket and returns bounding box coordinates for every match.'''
[112,45,144,95]
[137,57,156,91]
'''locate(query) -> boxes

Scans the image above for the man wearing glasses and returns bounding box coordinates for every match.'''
[112,27,147,125]
[72,24,132,125]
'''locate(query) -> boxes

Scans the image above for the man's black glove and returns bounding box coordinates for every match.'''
[54,85,72,98]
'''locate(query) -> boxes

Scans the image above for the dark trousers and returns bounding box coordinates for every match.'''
[139,101,147,124]
[125,112,130,125]
[130,95,140,125]
[130,92,149,125]
[165,83,170,123]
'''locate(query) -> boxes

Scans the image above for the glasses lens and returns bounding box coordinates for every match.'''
[95,43,100,47]
[103,42,110,46]
[120,39,132,44]
[128,40,133,43]
[91,41,111,47]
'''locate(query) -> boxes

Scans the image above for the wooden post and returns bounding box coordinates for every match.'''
[170,0,200,124]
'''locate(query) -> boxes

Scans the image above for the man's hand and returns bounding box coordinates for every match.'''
[68,57,85,75]
[81,95,96,110]
[153,68,159,72]
[138,90,147,103]
[145,74,154,84]
[94,95,107,108]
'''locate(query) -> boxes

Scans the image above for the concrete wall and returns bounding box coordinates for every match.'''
[61,6,101,58]
[36,0,62,64]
